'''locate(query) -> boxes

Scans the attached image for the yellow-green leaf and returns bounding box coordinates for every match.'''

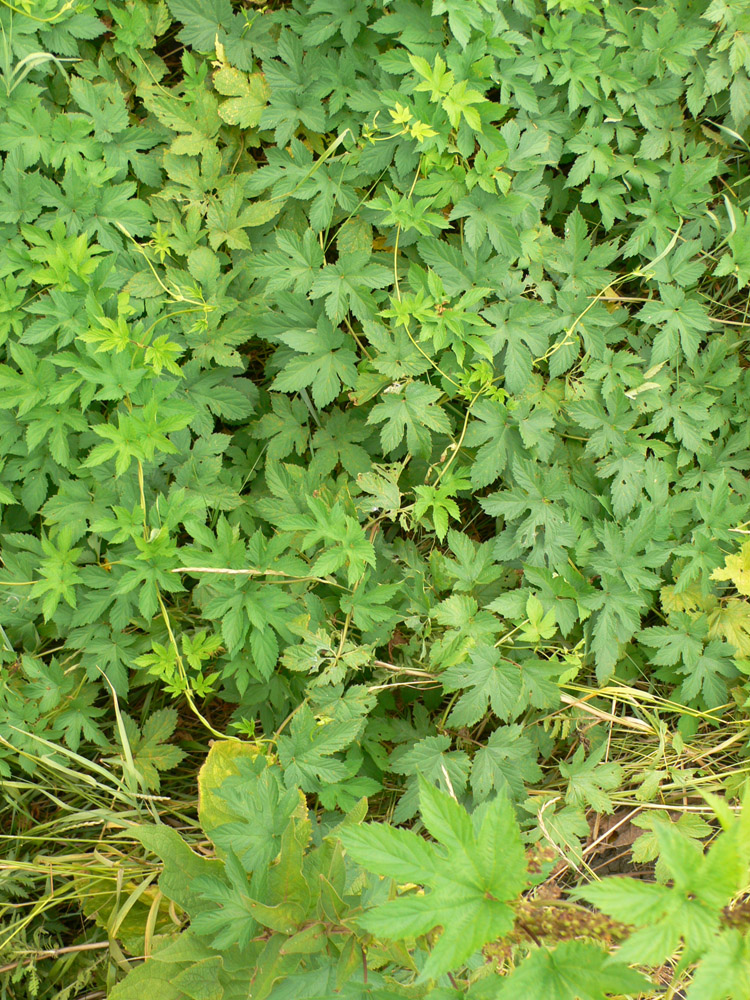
[214,67,268,128]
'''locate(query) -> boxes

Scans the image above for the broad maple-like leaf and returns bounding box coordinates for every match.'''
[341,778,528,980]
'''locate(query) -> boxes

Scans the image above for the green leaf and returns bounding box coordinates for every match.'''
[390,734,471,824]
[173,958,225,1000]
[335,823,436,884]
[367,382,451,459]
[197,745,301,876]
[493,941,651,1000]
[105,708,185,792]
[191,851,261,949]
[687,930,750,1000]
[133,825,224,916]
[272,316,358,408]
[637,285,715,363]
[470,725,542,802]
[440,646,523,726]
[310,252,392,323]
[576,808,749,965]
[449,190,521,258]
[340,779,528,981]
[413,473,470,541]
[560,743,622,814]
[168,0,232,49]
[277,704,364,792]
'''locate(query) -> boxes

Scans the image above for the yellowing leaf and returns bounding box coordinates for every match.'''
[712,541,750,595]
[198,739,263,837]
[336,217,373,258]
[241,198,282,227]
[213,66,269,128]
[661,583,716,616]
[708,599,750,656]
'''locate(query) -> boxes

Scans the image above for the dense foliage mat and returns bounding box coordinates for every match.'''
[3,0,750,995]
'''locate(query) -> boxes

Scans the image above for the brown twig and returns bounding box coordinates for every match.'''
[0,940,110,975]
